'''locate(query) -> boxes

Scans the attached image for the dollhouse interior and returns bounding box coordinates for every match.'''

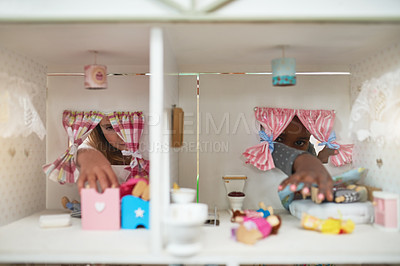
[1,0,400,265]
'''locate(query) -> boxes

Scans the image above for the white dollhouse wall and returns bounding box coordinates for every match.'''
[0,46,47,226]
[176,72,352,211]
[350,43,400,195]
[46,67,150,209]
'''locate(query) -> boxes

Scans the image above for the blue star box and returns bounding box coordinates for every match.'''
[121,195,150,229]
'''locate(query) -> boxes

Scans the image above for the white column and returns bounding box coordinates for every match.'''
[149,27,164,254]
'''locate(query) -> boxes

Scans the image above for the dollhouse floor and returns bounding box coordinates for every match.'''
[0,210,399,265]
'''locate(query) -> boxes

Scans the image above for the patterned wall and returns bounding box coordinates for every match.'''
[350,42,400,194]
[0,46,47,226]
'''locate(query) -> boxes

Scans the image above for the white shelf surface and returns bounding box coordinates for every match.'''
[0,209,400,265]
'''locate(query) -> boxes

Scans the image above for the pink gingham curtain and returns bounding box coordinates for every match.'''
[243,107,296,171]
[296,109,353,166]
[108,111,149,179]
[43,110,104,184]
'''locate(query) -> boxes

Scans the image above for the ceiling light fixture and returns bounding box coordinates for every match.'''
[84,51,107,90]
[271,46,296,86]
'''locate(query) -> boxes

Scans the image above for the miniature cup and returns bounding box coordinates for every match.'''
[171,188,196,203]
[164,203,208,257]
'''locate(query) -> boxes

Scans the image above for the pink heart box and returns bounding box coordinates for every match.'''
[81,188,120,230]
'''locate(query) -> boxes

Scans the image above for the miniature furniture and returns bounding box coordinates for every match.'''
[373,191,399,231]
[81,188,120,230]
[121,195,150,229]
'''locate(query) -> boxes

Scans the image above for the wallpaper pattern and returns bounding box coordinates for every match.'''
[350,42,400,194]
[0,46,47,226]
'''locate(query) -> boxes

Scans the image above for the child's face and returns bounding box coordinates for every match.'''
[275,116,311,151]
[99,117,127,151]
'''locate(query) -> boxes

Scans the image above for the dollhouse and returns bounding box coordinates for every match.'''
[1,0,400,265]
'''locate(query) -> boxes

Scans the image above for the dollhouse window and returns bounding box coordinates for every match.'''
[243,107,354,171]
[43,110,149,184]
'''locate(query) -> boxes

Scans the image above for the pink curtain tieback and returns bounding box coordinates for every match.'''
[318,131,340,150]
[122,150,143,169]
[68,139,83,155]
[259,130,274,152]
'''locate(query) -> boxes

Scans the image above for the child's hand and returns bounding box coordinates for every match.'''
[278,153,334,202]
[317,146,337,163]
[76,148,119,193]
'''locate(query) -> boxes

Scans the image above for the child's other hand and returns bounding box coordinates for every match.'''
[76,149,119,193]
[317,146,337,164]
[278,153,334,202]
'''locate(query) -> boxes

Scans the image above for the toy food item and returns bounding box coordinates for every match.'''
[301,213,355,234]
[132,180,149,199]
[120,177,150,201]
[173,182,180,190]
[346,184,368,202]
[141,185,150,201]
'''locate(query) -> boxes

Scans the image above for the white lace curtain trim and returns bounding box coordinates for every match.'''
[0,72,46,140]
[349,67,400,146]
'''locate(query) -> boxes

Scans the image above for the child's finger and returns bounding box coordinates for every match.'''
[97,172,111,193]
[104,166,119,188]
[317,178,334,201]
[301,184,313,198]
[278,177,291,191]
[77,174,86,193]
[87,174,97,190]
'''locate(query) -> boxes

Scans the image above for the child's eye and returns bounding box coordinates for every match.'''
[101,125,115,133]
[275,136,283,142]
[295,140,306,147]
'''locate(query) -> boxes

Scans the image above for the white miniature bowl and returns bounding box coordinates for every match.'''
[171,188,196,203]
[165,203,208,226]
[164,203,208,257]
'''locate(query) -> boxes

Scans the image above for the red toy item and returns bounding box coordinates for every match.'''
[119,177,149,199]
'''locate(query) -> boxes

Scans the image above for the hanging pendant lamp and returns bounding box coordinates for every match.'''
[84,51,107,90]
[271,46,296,86]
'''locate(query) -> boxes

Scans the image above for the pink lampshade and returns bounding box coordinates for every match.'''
[84,64,107,90]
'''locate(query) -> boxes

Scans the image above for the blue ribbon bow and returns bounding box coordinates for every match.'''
[318,131,340,149]
[259,130,275,153]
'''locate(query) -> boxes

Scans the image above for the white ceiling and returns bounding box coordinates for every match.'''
[0,22,399,71]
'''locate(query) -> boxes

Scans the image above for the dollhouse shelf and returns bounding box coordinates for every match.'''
[0,209,399,265]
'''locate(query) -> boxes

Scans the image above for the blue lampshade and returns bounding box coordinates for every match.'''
[271,57,296,86]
